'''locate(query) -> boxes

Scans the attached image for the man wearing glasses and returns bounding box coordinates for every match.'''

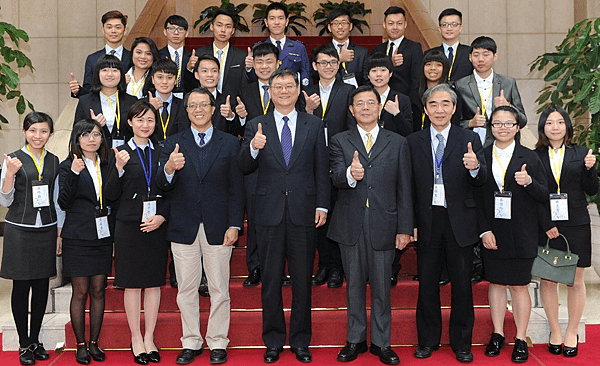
[239,68,330,363]
[159,15,192,98]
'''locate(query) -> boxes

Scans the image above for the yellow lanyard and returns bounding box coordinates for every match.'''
[550,146,564,193]
[448,48,457,78]
[94,157,104,209]
[102,91,121,133]
[260,89,270,115]
[26,145,45,180]
[493,146,509,192]
[421,113,426,129]
[321,100,328,120]
[214,44,229,71]
[131,75,145,96]
[160,106,171,139]
[479,86,493,117]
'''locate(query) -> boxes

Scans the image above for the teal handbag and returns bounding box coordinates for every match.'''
[531,234,579,286]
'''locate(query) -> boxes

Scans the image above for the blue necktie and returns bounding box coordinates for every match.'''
[280,116,292,165]
[198,132,206,147]
[109,49,116,56]
[199,132,207,166]
[262,85,270,111]
[447,46,454,63]
[276,40,282,51]
[435,133,445,183]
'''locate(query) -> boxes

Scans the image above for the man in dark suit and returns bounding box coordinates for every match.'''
[238,68,330,363]
[69,11,131,98]
[326,7,369,87]
[407,83,486,363]
[302,43,355,288]
[328,85,412,365]
[184,9,248,98]
[158,15,192,98]
[156,88,244,365]
[371,6,423,106]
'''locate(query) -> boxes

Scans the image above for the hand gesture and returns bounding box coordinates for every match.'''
[411,228,418,242]
[350,151,364,181]
[245,47,254,71]
[56,236,62,256]
[235,96,248,119]
[113,147,130,173]
[339,44,354,63]
[396,233,411,250]
[69,73,80,95]
[469,107,486,128]
[165,143,185,174]
[462,142,479,170]
[392,48,404,67]
[482,231,497,250]
[252,123,267,150]
[3,154,22,176]
[384,95,400,116]
[71,154,86,173]
[315,210,327,228]
[90,109,106,126]
[125,73,131,85]
[302,90,321,114]
[546,227,559,239]
[584,149,596,169]
[223,227,239,246]
[186,49,198,71]
[220,95,234,119]
[514,164,531,186]
[140,215,165,233]
[493,89,510,107]
[148,92,163,110]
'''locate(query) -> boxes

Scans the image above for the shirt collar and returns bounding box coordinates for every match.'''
[332,39,348,49]
[270,36,287,47]
[443,41,459,53]
[191,125,213,140]
[273,108,298,124]
[156,91,173,104]
[105,44,124,58]
[390,36,404,48]
[127,138,155,150]
[380,87,391,104]
[493,140,516,157]
[430,123,452,142]
[167,44,184,55]
[319,79,335,93]
[474,69,494,85]
[356,123,380,142]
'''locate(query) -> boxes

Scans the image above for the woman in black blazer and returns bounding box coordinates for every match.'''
[478,106,550,362]
[74,54,137,149]
[105,101,169,364]
[534,106,598,357]
[59,119,115,364]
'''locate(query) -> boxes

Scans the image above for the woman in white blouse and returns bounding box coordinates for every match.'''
[125,37,160,99]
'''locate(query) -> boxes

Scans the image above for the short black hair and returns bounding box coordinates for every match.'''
[312,43,339,63]
[265,2,289,18]
[212,9,235,24]
[164,14,189,30]
[253,42,280,59]
[184,87,217,108]
[69,119,109,163]
[101,10,127,26]
[128,37,160,71]
[438,8,462,23]
[491,105,524,127]
[193,54,220,74]
[91,54,127,94]
[270,67,299,87]
[143,58,178,96]
[328,7,352,23]
[535,105,574,149]
[470,36,497,54]
[384,6,406,19]
[349,85,381,105]
[23,111,54,133]
[366,52,394,73]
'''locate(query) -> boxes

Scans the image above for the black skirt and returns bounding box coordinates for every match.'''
[1,223,57,280]
[545,224,591,267]
[483,256,535,286]
[61,237,113,277]
[113,220,168,288]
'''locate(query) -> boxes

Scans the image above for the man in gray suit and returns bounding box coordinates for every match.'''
[327,85,413,365]
[455,36,526,147]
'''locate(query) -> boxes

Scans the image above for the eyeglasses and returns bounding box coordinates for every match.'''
[491,121,518,128]
[316,60,339,67]
[187,102,212,110]
[331,20,350,27]
[440,22,461,28]
[271,84,298,91]
[353,100,379,108]
[81,131,102,139]
[166,26,185,34]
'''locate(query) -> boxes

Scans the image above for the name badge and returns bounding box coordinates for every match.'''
[142,200,157,223]
[32,181,50,208]
[494,191,512,219]
[324,126,328,147]
[95,216,110,239]
[112,139,125,148]
[432,183,445,206]
[342,73,358,87]
[550,193,569,221]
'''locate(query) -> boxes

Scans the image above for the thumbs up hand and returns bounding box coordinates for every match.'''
[235,96,248,119]
[125,73,131,85]
[69,72,80,94]
[392,48,404,67]
[220,95,234,119]
[494,89,510,107]
[245,47,254,71]
[350,151,364,181]
[3,153,23,176]
[148,91,163,110]
[584,148,596,169]
[515,163,531,186]
[462,141,479,170]
[469,107,486,128]
[384,94,400,116]
[71,154,86,173]
[339,43,354,63]
[90,109,107,126]
[165,143,185,174]
[252,123,267,150]
[187,49,198,71]
[113,147,130,173]
[302,90,321,115]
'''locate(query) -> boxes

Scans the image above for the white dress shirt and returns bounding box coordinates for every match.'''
[100,91,118,133]
[346,124,380,187]
[105,44,124,60]
[492,140,515,191]
[473,69,494,144]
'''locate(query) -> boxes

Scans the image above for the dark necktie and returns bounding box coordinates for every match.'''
[174,51,181,87]
[435,133,445,183]
[198,132,206,147]
[109,49,116,56]
[276,40,282,51]
[388,42,395,57]
[280,116,292,165]
[448,46,454,63]
[198,132,207,166]
[161,101,169,127]
[262,85,270,110]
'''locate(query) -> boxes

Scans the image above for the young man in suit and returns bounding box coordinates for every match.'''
[184,9,248,98]
[407,84,486,363]
[455,36,527,147]
[157,88,244,365]
[238,68,330,363]
[303,43,355,288]
[328,85,412,365]
[426,8,473,84]
[158,15,191,98]
[371,7,423,107]
[69,11,131,98]
[327,7,369,87]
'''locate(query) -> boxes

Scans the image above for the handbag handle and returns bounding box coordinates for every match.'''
[545,233,573,259]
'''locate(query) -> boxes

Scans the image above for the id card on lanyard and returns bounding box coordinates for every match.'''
[27,146,50,208]
[93,158,110,239]
[133,141,156,222]
[549,146,568,220]
[492,146,512,219]
[103,91,124,148]
[431,141,445,207]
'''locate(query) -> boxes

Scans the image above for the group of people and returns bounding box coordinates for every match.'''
[1,3,596,366]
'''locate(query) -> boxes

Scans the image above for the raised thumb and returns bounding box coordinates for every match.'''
[353,150,359,162]
[237,96,242,104]
[521,163,527,172]
[476,107,481,115]
[112,147,119,155]
[191,49,196,56]
[247,47,252,56]
[70,72,76,81]
[588,149,594,156]
[257,123,263,134]
[173,143,180,153]
[226,95,231,105]
[467,141,473,152]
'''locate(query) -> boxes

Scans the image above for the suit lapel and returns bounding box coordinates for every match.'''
[199,130,224,181]
[368,129,391,161]
[181,129,203,181]
[558,146,574,191]
[443,125,461,160]
[419,129,434,168]
[467,75,482,111]
[504,144,526,192]
[264,113,287,169]
[492,74,502,109]
[287,114,308,168]
[324,81,341,119]
[348,127,368,160]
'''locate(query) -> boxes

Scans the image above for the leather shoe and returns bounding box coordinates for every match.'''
[337,341,367,362]
[209,349,227,364]
[132,344,149,365]
[327,268,343,288]
[175,348,202,365]
[76,343,91,365]
[484,333,505,357]
[30,342,50,360]
[311,267,329,286]
[370,344,399,365]
[511,338,528,362]
[282,274,291,286]
[412,275,419,281]
[471,273,483,283]
[455,350,473,362]
[563,334,578,357]
[291,347,312,363]
[19,347,36,365]
[244,268,261,286]
[263,347,283,363]
[413,345,438,359]
[548,332,562,355]
[390,272,399,287]
[148,351,160,363]
[199,275,210,297]
[88,340,105,362]
[170,274,178,288]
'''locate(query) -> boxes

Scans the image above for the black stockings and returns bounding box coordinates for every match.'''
[70,275,106,344]
[11,278,50,348]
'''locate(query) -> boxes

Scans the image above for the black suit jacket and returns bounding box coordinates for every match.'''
[372,39,423,104]
[139,94,187,143]
[73,48,132,98]
[380,89,413,137]
[303,79,355,142]
[427,44,473,83]
[408,125,487,248]
[156,128,244,244]
[238,111,330,226]
[74,92,137,148]
[158,46,191,95]
[336,41,369,86]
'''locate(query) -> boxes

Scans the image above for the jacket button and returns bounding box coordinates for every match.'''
[368,164,372,168]
[286,171,290,175]
[368,186,372,189]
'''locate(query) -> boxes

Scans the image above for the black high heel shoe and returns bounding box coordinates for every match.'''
[76,342,91,365]
[548,332,562,355]
[88,340,106,361]
[563,335,578,357]
[131,343,149,365]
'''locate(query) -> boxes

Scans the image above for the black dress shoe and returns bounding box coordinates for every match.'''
[19,347,36,365]
[199,275,210,297]
[170,275,178,288]
[175,348,203,365]
[291,347,312,363]
[263,347,283,363]
[563,334,578,357]
[244,268,261,286]
[484,333,505,357]
[210,349,227,364]
[370,344,399,365]
[390,272,399,287]
[511,338,528,362]
[471,273,483,283]
[337,341,368,362]
[311,267,329,286]
[455,350,473,362]
[327,268,343,288]
[75,343,91,365]
[148,351,161,363]
[548,332,562,355]
[282,274,291,286]
[88,340,105,362]
[132,343,149,365]
[30,342,50,360]
[413,345,438,359]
